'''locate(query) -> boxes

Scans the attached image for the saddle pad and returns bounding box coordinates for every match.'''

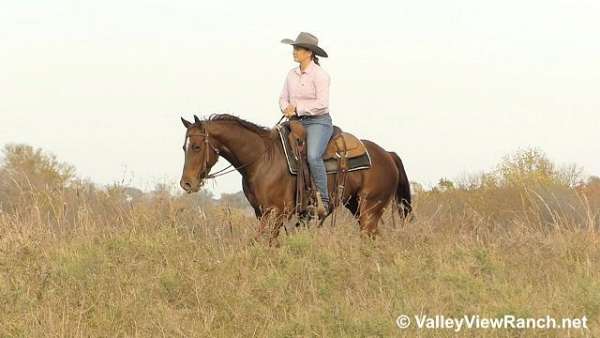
[276,125,372,175]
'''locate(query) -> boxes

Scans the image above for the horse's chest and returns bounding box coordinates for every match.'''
[241,178,259,206]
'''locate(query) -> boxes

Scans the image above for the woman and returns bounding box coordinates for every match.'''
[279,31,333,216]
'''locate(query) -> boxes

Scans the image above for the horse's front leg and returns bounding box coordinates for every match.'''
[253,207,286,247]
[268,216,285,248]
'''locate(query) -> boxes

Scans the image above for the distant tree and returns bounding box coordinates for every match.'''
[218,191,250,209]
[436,177,455,191]
[152,182,173,199]
[496,148,554,186]
[556,163,585,188]
[0,144,77,213]
[198,189,215,202]
[579,175,600,196]
[457,172,499,190]
[0,143,75,190]
[410,181,424,194]
[177,188,216,210]
[123,186,144,200]
[495,147,581,187]
[588,176,600,186]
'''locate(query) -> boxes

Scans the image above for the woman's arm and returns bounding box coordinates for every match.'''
[295,71,330,116]
[279,76,290,113]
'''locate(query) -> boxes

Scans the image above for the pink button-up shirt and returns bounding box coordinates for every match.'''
[279,60,330,116]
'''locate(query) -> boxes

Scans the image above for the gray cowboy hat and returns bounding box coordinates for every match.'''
[281,32,328,57]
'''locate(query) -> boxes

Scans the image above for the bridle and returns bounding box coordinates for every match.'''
[182,120,278,180]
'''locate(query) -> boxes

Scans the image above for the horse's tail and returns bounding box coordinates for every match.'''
[388,151,413,220]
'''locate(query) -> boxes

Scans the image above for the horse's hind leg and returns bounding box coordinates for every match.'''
[357,197,388,239]
[345,195,360,218]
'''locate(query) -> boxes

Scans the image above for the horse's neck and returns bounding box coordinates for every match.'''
[209,122,269,173]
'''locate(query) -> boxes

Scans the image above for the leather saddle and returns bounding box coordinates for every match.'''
[278,118,371,218]
[286,120,367,160]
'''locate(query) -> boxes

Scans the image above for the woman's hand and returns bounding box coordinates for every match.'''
[283,104,296,118]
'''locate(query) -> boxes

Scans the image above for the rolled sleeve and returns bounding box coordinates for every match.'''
[278,77,290,113]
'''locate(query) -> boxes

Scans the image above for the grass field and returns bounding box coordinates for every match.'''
[1,144,599,337]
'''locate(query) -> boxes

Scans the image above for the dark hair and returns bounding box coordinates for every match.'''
[312,53,320,66]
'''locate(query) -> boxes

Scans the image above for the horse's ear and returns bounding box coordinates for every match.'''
[181,117,192,128]
[193,114,201,124]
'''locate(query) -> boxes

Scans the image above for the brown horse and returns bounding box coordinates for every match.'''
[179,114,411,246]
[388,151,413,220]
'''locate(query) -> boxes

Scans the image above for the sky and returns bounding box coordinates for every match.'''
[1,0,598,196]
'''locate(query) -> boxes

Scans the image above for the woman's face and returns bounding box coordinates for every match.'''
[292,46,312,63]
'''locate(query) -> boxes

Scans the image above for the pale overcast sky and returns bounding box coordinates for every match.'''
[1,0,598,195]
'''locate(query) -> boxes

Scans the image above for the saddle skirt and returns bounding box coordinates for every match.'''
[275,121,372,175]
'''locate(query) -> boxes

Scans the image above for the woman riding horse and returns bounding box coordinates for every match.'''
[178,32,412,246]
[279,32,333,217]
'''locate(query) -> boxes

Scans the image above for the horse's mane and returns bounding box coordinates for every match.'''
[200,113,279,161]
[203,113,276,139]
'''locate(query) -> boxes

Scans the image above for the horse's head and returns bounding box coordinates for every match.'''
[179,115,220,193]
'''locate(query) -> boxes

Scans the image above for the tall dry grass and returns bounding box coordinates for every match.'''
[0,144,599,337]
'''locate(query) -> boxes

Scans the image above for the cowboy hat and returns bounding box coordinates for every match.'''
[280,32,328,58]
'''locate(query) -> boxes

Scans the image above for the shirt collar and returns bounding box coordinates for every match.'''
[294,60,316,75]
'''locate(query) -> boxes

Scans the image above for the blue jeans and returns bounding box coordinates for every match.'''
[299,113,333,204]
